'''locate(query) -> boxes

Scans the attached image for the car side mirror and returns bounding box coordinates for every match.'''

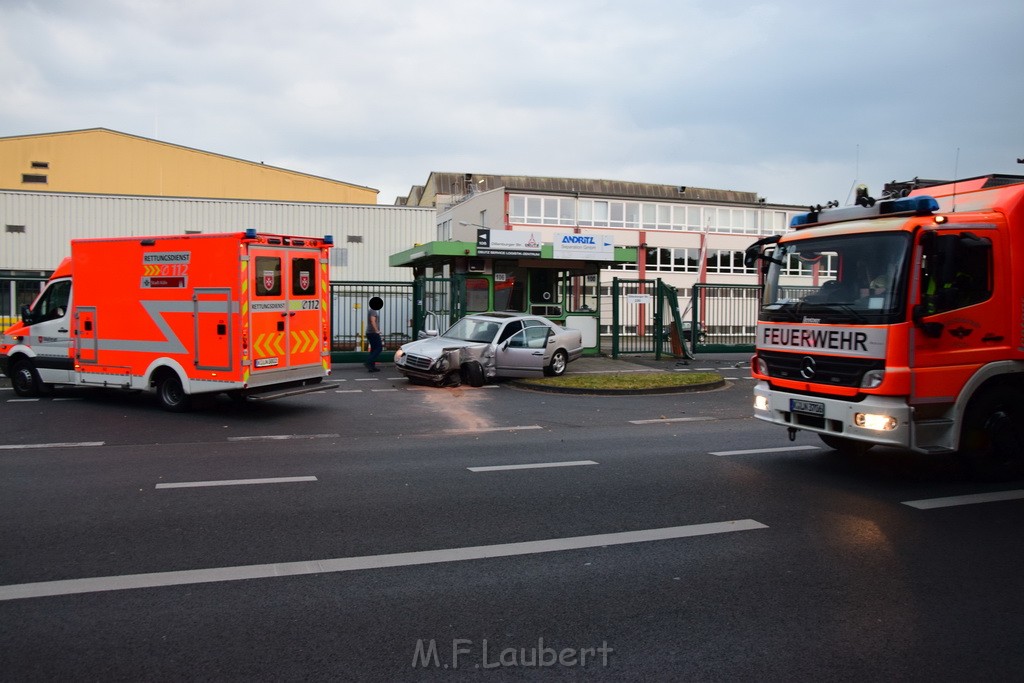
[418,329,438,339]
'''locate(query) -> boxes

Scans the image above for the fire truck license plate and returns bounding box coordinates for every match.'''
[790,399,825,416]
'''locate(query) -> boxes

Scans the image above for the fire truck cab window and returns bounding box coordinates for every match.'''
[291,257,317,296]
[255,256,282,296]
[921,232,992,314]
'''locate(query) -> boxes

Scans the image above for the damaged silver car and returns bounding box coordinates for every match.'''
[393,312,584,387]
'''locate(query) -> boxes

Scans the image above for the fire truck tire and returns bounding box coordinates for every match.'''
[460,362,484,387]
[156,372,192,412]
[545,349,569,377]
[10,358,43,397]
[818,434,873,456]
[960,385,1024,479]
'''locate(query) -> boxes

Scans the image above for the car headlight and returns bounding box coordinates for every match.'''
[436,357,449,372]
[394,348,405,361]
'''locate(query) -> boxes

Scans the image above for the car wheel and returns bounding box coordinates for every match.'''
[156,373,192,412]
[545,349,568,377]
[819,433,873,456]
[10,358,43,397]
[460,362,484,387]
[959,385,1024,480]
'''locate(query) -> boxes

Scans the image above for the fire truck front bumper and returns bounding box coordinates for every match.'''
[752,381,913,449]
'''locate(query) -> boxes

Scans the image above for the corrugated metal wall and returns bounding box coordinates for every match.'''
[0,191,436,281]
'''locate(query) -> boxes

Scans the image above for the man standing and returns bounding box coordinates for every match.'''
[365,296,383,373]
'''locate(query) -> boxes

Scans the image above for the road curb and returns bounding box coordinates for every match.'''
[508,375,726,396]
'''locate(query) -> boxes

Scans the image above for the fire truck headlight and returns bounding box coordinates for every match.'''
[755,356,769,376]
[754,395,769,412]
[860,370,885,389]
[855,412,898,431]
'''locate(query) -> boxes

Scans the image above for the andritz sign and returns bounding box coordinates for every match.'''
[553,233,614,260]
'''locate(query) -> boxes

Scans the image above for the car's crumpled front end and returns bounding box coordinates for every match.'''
[394,338,497,386]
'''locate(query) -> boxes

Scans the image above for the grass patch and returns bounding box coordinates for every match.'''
[517,371,721,391]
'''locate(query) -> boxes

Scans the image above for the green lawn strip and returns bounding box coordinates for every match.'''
[518,372,721,391]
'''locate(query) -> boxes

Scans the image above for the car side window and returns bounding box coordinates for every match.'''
[525,326,549,349]
[507,330,529,348]
[498,320,523,343]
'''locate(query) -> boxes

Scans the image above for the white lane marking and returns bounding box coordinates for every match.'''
[710,445,821,456]
[371,388,399,393]
[0,441,105,450]
[443,425,543,434]
[0,520,768,601]
[156,476,318,490]
[902,490,1024,510]
[335,389,363,394]
[8,398,40,403]
[629,417,715,425]
[468,460,598,472]
[354,378,380,382]
[226,434,339,442]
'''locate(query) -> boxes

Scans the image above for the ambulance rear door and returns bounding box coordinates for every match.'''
[248,245,325,379]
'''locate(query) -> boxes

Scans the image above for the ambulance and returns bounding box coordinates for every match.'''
[1,230,333,410]
[746,174,1024,477]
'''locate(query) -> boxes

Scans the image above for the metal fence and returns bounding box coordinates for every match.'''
[329,281,415,361]
[690,284,763,352]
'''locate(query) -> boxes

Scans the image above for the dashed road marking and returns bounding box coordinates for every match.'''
[902,490,1024,510]
[468,460,598,472]
[710,445,821,457]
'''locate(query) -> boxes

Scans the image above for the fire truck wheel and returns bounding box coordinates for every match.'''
[460,362,484,387]
[818,434,873,456]
[10,358,43,397]
[156,373,192,412]
[960,386,1024,479]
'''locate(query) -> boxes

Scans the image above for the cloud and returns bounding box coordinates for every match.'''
[1,0,1022,205]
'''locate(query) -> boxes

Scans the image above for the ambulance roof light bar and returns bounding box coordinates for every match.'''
[791,195,940,229]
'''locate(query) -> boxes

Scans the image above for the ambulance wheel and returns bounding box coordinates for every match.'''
[545,349,568,377]
[959,385,1024,480]
[819,434,873,456]
[156,373,191,412]
[460,362,484,387]
[10,358,43,397]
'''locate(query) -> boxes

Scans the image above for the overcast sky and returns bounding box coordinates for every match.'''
[2,0,1022,206]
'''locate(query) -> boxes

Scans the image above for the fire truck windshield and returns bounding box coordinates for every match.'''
[760,231,911,324]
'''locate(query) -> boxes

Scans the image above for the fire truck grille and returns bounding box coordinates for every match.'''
[759,350,883,388]
[404,354,435,371]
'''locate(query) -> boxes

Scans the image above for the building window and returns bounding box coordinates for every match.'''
[31,161,49,169]
[5,224,26,233]
[21,174,47,184]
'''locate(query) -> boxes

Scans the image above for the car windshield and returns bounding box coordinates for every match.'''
[442,318,500,343]
[761,230,911,324]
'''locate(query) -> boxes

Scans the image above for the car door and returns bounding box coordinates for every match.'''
[495,320,548,377]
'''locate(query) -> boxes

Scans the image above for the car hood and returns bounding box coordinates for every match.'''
[400,336,489,359]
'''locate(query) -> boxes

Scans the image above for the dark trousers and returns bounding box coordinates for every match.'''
[366,332,383,366]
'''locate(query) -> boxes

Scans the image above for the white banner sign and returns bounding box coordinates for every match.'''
[553,233,615,261]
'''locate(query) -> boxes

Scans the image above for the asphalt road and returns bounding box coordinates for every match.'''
[1,363,1023,681]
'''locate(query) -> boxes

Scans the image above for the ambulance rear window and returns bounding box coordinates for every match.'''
[255,256,281,296]
[292,257,317,296]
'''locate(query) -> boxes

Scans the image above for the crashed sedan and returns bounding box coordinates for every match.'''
[393,312,584,387]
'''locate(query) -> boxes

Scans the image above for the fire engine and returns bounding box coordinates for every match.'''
[1,230,333,410]
[746,174,1024,476]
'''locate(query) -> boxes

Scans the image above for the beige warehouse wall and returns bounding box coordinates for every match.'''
[0,129,378,204]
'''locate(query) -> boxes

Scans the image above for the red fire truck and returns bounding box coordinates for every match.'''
[746,174,1024,476]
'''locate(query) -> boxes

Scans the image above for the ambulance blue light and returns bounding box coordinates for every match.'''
[881,196,939,215]
[324,235,334,245]
[244,228,258,239]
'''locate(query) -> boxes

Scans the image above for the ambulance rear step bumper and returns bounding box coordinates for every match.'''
[241,378,327,402]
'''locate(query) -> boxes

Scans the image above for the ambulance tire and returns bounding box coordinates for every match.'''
[818,434,873,456]
[460,362,484,387]
[156,372,192,412]
[959,385,1024,480]
[10,358,43,397]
